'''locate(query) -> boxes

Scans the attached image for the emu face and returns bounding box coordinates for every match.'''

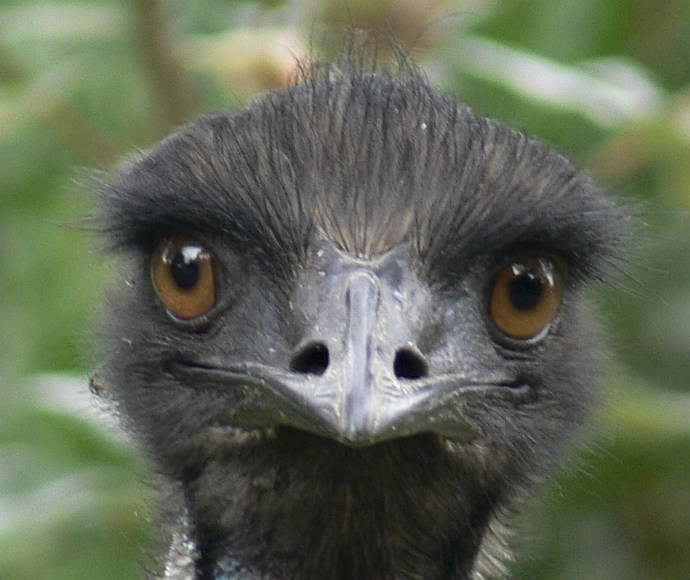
[96,66,626,580]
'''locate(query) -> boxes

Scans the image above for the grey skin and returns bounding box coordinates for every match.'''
[94,60,627,580]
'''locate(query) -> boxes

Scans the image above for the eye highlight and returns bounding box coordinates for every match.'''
[151,235,216,320]
[489,257,563,340]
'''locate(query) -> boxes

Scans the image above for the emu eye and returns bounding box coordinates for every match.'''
[489,257,563,340]
[151,235,216,320]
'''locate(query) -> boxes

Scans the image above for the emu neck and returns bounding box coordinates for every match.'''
[177,429,504,580]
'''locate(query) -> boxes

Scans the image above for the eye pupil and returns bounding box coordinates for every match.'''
[171,252,200,290]
[509,270,543,311]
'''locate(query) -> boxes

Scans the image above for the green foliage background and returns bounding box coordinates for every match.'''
[0,0,688,578]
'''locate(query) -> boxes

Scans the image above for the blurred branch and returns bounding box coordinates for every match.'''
[129,0,199,132]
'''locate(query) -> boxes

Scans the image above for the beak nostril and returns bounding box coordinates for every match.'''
[290,342,330,376]
[393,347,428,380]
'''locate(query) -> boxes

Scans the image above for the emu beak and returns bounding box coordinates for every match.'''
[177,251,520,446]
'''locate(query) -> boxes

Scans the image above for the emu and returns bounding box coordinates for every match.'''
[94,60,626,580]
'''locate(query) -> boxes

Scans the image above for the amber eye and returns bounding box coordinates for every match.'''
[151,235,216,320]
[489,257,563,340]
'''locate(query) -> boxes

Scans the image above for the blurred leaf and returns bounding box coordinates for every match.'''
[451,36,666,127]
[0,375,154,580]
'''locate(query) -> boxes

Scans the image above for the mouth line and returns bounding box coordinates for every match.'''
[166,358,532,445]
[168,359,529,393]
